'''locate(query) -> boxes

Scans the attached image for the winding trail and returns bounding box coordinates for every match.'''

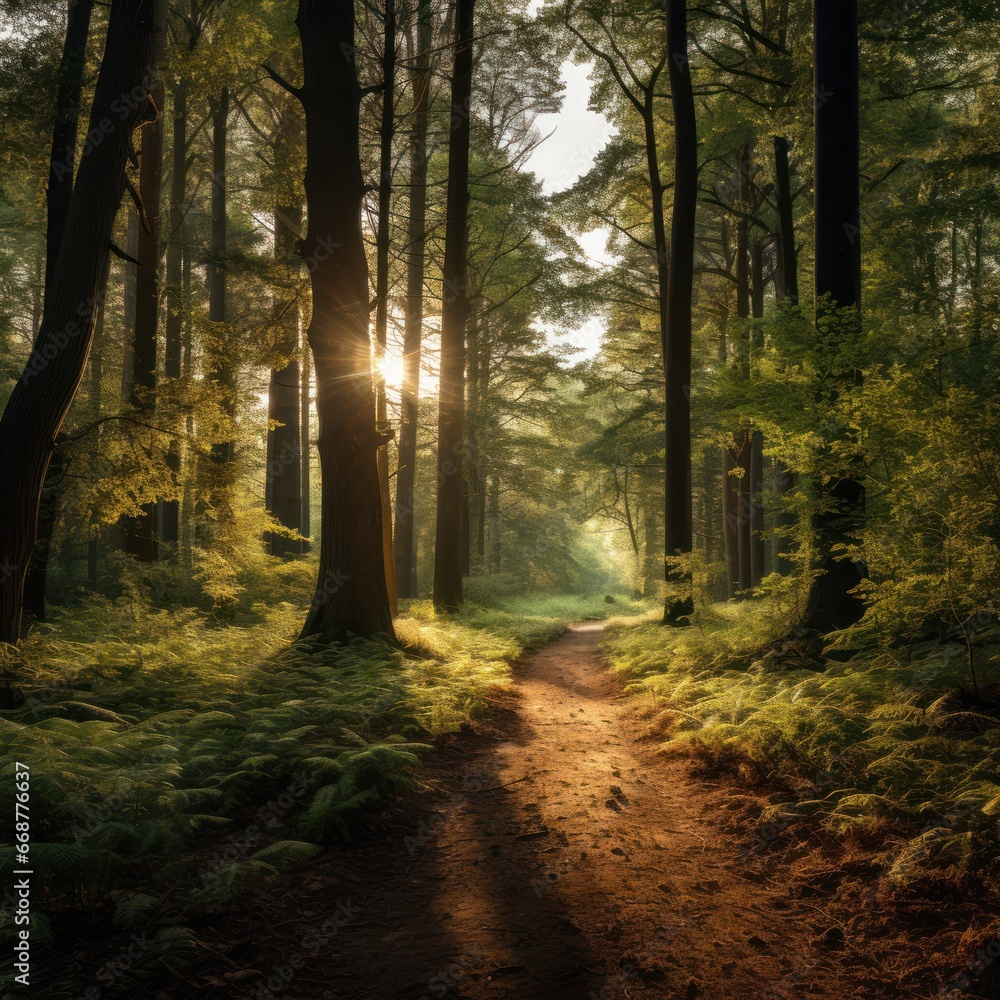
[206,624,934,999]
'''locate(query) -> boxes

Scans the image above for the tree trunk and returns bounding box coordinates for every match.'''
[300,329,311,552]
[773,136,799,305]
[432,0,475,613]
[208,87,233,464]
[44,0,96,301]
[122,0,165,562]
[86,264,109,591]
[22,0,97,620]
[265,104,303,557]
[749,241,765,587]
[0,0,158,649]
[392,0,433,600]
[295,0,395,642]
[722,448,740,598]
[160,76,188,547]
[375,0,398,614]
[772,135,798,574]
[736,434,751,592]
[662,0,697,625]
[804,0,865,633]
[749,430,765,585]
[266,200,303,557]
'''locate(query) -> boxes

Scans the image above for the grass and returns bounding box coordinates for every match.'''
[0,583,646,991]
[603,590,1000,886]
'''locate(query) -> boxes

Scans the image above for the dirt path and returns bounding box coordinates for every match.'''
[198,624,953,1000]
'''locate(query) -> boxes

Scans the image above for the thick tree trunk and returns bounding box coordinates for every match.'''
[266,200,303,557]
[44,0,96,301]
[23,0,97,621]
[393,0,433,599]
[662,0,697,625]
[295,0,395,642]
[0,0,158,648]
[804,0,865,633]
[375,0,398,614]
[432,0,475,613]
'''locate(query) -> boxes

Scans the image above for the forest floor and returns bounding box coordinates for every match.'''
[184,624,995,1000]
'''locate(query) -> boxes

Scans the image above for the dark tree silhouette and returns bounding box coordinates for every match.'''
[0,0,159,648]
[803,0,866,633]
[394,0,433,599]
[663,0,696,625]
[278,0,395,642]
[433,0,475,613]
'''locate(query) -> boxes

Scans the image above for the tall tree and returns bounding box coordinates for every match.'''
[0,0,159,649]
[803,0,865,632]
[208,86,233,465]
[22,0,97,620]
[121,0,166,562]
[44,0,95,300]
[374,0,398,614]
[394,0,433,599]
[275,0,395,641]
[432,0,475,613]
[265,108,303,557]
[662,0,696,624]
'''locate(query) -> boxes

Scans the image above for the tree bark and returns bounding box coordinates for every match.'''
[122,0,165,562]
[0,0,158,647]
[208,87,233,464]
[294,0,395,642]
[266,199,303,557]
[392,0,432,599]
[736,434,751,592]
[772,135,798,574]
[23,0,97,620]
[662,0,697,625]
[160,75,189,546]
[44,0,96,301]
[300,328,311,552]
[432,0,475,613]
[722,447,740,598]
[749,240,765,587]
[773,136,799,305]
[804,0,865,633]
[374,0,398,614]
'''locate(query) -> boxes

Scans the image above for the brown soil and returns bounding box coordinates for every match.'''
[184,624,998,1000]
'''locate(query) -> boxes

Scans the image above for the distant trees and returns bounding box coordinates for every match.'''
[2,0,996,652]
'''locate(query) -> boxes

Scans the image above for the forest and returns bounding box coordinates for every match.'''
[1,0,999,997]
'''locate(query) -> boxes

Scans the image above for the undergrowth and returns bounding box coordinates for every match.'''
[0,586,641,991]
[603,584,1000,888]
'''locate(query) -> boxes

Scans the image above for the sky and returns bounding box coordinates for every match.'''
[523,60,619,364]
